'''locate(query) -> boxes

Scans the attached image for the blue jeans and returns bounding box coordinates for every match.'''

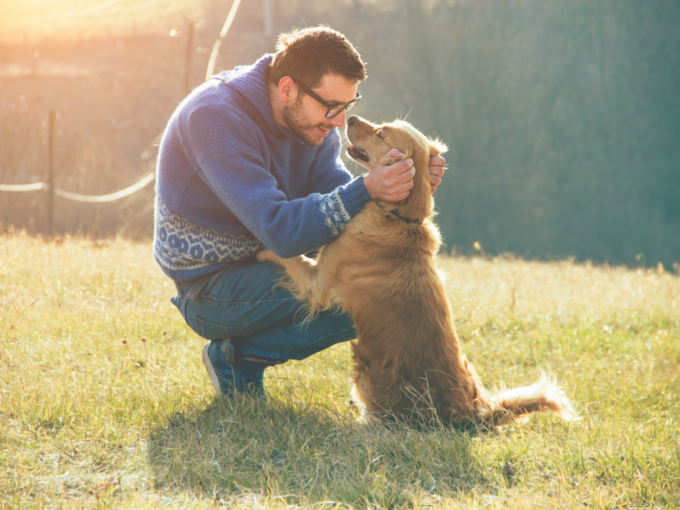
[171,261,357,384]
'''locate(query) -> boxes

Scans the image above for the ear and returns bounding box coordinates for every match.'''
[428,138,448,158]
[378,156,403,167]
[378,150,410,167]
[278,76,298,105]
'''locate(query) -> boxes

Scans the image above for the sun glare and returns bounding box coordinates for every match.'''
[0,0,206,42]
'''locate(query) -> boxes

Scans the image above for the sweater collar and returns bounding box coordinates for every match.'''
[213,54,308,144]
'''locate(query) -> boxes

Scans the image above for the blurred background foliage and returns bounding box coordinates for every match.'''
[0,0,678,268]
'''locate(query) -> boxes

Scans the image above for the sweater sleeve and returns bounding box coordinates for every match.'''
[183,104,371,258]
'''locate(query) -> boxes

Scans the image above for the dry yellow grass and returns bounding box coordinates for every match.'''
[444,254,679,324]
[1,232,678,508]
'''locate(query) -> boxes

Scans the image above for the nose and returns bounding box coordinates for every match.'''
[330,108,347,128]
[347,115,358,126]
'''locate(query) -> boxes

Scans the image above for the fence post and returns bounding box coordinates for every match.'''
[263,0,272,36]
[47,110,55,237]
[184,20,194,97]
[32,51,39,76]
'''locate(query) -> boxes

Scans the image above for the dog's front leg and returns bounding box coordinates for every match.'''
[256,249,336,315]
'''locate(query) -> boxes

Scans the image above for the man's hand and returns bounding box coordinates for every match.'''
[362,149,415,202]
[429,154,446,194]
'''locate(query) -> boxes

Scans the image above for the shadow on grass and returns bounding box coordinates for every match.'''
[147,395,490,507]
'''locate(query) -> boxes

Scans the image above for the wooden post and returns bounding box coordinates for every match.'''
[263,0,272,36]
[184,21,194,97]
[32,51,39,77]
[47,110,55,236]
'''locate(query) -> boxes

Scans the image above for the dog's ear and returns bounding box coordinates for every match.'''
[428,138,448,158]
[378,151,409,167]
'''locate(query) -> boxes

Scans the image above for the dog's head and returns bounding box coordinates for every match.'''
[345,115,447,221]
[346,116,446,170]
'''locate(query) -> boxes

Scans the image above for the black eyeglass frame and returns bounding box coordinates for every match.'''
[291,78,361,118]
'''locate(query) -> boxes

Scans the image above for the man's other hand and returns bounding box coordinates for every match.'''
[429,154,446,194]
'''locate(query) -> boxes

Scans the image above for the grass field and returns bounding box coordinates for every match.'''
[1,232,678,509]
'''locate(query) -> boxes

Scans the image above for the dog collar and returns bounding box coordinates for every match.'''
[386,208,422,225]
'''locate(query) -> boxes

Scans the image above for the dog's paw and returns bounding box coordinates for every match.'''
[256,248,279,264]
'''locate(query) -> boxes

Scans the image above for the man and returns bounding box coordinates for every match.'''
[154,26,446,397]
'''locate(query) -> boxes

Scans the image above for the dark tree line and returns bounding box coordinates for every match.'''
[2,0,678,268]
[320,0,679,267]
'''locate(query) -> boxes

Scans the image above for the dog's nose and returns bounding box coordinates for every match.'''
[347,115,358,126]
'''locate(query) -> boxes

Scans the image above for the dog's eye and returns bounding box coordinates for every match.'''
[376,130,383,139]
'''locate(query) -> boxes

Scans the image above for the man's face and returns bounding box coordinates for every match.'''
[282,73,358,146]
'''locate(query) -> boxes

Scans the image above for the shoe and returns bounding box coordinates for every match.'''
[202,340,265,397]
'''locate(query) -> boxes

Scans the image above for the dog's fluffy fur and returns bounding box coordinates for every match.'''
[257,116,576,426]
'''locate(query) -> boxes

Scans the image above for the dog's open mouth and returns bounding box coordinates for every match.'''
[346,142,370,163]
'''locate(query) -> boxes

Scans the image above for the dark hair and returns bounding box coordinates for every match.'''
[268,26,367,89]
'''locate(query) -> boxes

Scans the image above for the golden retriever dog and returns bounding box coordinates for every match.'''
[257,115,576,427]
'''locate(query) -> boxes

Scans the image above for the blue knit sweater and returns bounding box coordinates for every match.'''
[153,54,372,282]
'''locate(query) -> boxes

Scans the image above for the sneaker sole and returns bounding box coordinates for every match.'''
[202,342,224,397]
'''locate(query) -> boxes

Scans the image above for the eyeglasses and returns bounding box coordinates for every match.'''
[292,78,361,118]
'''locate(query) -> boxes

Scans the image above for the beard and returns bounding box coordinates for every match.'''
[282,96,335,146]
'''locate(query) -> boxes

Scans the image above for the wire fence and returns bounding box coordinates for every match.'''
[0,183,48,192]
[1,0,245,234]
[1,109,158,235]
[0,167,156,202]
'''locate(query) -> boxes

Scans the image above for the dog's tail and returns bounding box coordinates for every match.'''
[477,374,578,426]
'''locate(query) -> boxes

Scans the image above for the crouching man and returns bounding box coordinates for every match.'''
[153,26,446,397]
